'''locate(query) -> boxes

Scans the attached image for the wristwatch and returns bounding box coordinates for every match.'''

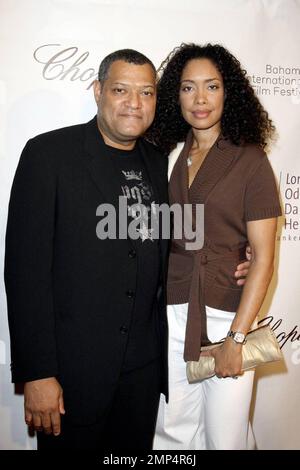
[227,330,246,344]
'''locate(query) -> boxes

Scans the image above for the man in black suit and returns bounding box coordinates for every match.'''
[4,49,169,450]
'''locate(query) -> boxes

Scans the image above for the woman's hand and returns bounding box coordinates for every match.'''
[209,338,243,378]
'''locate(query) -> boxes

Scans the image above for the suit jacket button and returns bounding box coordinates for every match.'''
[128,249,136,259]
[126,290,134,299]
[120,326,128,334]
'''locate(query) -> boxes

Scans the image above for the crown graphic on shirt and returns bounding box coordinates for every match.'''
[122,170,143,181]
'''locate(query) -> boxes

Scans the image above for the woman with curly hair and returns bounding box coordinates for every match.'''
[147,43,282,450]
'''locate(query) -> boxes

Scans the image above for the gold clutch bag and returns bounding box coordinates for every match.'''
[186,324,283,384]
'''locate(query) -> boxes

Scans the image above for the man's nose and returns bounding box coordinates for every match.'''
[126,91,142,109]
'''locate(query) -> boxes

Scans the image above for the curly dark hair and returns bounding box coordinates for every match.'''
[146,43,275,154]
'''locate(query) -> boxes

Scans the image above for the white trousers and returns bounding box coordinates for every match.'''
[154,303,256,450]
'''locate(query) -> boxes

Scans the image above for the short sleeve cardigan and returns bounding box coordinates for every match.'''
[167,131,282,361]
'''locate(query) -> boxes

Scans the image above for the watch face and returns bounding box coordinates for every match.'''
[234,332,245,343]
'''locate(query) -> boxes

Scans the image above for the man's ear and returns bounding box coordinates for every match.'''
[93,80,102,103]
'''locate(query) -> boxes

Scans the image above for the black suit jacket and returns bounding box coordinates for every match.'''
[4,117,169,424]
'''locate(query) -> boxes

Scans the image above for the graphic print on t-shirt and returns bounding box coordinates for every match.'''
[120,165,157,242]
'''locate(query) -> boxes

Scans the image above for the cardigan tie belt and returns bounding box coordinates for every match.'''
[171,244,247,361]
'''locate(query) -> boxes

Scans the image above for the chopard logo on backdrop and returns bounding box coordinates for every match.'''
[258,315,300,366]
[33,44,98,89]
[259,315,300,349]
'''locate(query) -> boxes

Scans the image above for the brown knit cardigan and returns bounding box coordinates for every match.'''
[167,131,282,361]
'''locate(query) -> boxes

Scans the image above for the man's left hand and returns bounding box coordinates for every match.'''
[235,246,252,286]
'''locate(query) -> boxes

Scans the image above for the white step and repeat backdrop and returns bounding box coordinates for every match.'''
[0,0,299,450]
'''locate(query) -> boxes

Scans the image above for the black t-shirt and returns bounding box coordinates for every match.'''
[109,145,161,370]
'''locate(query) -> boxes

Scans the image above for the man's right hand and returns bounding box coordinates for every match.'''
[24,377,65,436]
